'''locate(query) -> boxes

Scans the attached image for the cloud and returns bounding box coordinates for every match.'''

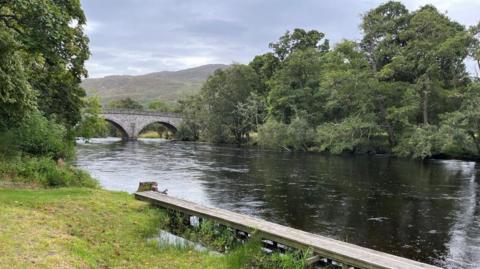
[80,0,479,78]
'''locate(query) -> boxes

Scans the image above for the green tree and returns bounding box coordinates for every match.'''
[249,52,280,96]
[200,65,261,144]
[108,98,144,110]
[268,48,324,124]
[75,96,107,140]
[147,100,174,112]
[439,83,480,155]
[470,22,480,75]
[0,0,90,127]
[402,6,471,124]
[269,29,329,60]
[361,1,409,73]
[177,95,204,141]
[0,28,36,129]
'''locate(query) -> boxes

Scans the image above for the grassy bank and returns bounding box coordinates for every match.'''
[0,158,307,269]
[0,157,220,268]
[0,187,227,268]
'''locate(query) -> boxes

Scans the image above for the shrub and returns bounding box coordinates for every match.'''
[10,112,74,159]
[393,125,442,159]
[175,124,196,141]
[285,117,315,151]
[257,119,288,149]
[257,118,315,151]
[316,115,379,154]
[0,157,98,188]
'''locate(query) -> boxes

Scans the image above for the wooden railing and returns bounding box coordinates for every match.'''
[135,191,441,269]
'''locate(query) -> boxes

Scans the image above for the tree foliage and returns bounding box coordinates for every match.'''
[75,96,107,140]
[200,65,262,144]
[0,0,90,127]
[108,98,144,110]
[179,3,479,159]
[0,28,36,129]
[147,100,175,112]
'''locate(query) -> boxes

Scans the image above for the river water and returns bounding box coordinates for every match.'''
[75,138,480,268]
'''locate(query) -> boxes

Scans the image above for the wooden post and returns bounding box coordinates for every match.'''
[137,182,158,192]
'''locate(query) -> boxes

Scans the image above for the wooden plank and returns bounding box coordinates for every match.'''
[305,255,321,266]
[135,191,442,269]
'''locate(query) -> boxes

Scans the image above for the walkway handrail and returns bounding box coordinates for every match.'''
[135,191,441,269]
[102,109,183,118]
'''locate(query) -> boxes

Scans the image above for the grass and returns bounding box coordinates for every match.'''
[0,187,225,269]
[0,186,310,268]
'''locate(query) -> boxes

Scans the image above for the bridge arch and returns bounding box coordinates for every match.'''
[137,120,177,138]
[103,117,130,140]
[101,109,183,140]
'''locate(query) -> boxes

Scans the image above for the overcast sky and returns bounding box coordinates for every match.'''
[80,0,479,78]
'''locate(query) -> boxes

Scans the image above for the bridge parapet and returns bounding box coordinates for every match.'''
[102,109,183,118]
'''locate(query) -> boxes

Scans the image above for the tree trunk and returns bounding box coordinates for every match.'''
[377,97,396,148]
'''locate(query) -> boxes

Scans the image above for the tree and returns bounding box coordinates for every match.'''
[269,29,329,60]
[108,98,144,110]
[232,93,267,141]
[147,100,174,112]
[361,1,409,73]
[75,96,107,140]
[200,65,261,144]
[268,48,324,124]
[0,28,36,129]
[439,83,480,155]
[362,3,472,125]
[470,22,480,75]
[0,0,90,127]
[249,52,280,96]
[402,6,471,124]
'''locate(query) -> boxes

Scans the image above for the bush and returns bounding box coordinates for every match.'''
[285,117,315,151]
[257,118,315,151]
[9,112,74,159]
[257,119,288,149]
[175,123,196,141]
[0,156,98,188]
[316,115,379,154]
[393,125,442,159]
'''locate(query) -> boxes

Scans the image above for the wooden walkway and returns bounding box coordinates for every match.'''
[135,191,442,269]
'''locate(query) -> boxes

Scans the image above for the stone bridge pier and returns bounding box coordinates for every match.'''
[101,109,183,141]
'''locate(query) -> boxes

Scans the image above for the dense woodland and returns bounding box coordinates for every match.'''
[175,2,480,159]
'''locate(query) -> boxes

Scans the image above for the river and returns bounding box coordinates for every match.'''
[75,138,480,268]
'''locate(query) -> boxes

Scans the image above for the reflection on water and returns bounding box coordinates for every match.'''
[75,138,480,268]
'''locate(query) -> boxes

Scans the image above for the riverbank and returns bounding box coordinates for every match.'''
[0,187,227,268]
[0,156,219,268]
[0,158,307,269]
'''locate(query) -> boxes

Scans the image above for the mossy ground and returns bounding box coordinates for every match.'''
[0,187,225,269]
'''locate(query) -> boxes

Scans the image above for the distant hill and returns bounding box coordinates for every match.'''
[81,64,228,104]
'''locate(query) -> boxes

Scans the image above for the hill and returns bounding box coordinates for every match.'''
[81,64,228,104]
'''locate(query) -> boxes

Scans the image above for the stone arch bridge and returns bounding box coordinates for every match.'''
[101,109,183,140]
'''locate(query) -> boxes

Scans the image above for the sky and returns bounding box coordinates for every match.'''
[80,0,480,78]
